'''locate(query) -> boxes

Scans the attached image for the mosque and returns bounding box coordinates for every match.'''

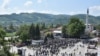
[85,8,94,34]
[52,8,95,38]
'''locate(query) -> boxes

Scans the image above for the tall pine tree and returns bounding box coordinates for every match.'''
[29,23,35,39]
[35,24,41,40]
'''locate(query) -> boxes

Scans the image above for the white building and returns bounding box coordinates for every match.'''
[52,27,62,38]
[53,30,62,38]
[85,24,94,33]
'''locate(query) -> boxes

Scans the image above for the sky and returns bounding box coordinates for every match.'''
[0,0,100,16]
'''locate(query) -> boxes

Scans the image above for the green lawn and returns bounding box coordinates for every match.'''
[6,32,16,37]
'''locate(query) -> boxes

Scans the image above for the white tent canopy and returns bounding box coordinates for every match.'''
[90,38,98,42]
[53,30,62,33]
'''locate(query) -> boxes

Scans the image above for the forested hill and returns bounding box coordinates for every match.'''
[0,13,100,26]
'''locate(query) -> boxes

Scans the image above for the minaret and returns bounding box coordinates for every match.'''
[86,8,89,30]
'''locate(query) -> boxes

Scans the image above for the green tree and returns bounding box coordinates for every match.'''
[55,24,61,28]
[20,30,29,42]
[9,23,15,32]
[16,24,29,35]
[0,25,2,28]
[0,28,6,45]
[62,25,67,38]
[46,33,51,38]
[50,33,54,39]
[50,24,53,28]
[35,24,41,40]
[44,37,47,43]
[0,28,6,38]
[41,23,46,30]
[28,23,41,40]
[16,24,29,42]
[0,28,12,56]
[29,23,35,39]
[96,24,100,31]
[46,33,54,39]
[67,17,85,38]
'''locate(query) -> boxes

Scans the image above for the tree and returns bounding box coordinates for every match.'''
[28,23,41,40]
[46,33,51,38]
[46,33,54,39]
[29,23,35,39]
[0,25,2,28]
[50,33,54,39]
[96,24,100,31]
[16,24,29,35]
[35,24,41,40]
[0,28,6,45]
[50,24,53,28]
[0,28,12,56]
[41,23,46,30]
[9,23,15,33]
[44,37,47,43]
[67,17,85,38]
[20,30,29,42]
[16,24,29,42]
[62,25,67,38]
[0,28,6,38]
[3,45,12,56]
[55,24,61,28]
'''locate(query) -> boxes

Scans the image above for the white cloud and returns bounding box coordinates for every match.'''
[89,6,100,13]
[37,0,43,3]
[0,6,35,15]
[1,0,11,9]
[90,6,100,11]
[38,10,62,15]
[68,12,76,15]
[68,11,84,15]
[68,6,100,16]
[0,0,34,15]
[15,9,34,14]
[89,6,100,16]
[24,1,33,7]
[0,0,11,14]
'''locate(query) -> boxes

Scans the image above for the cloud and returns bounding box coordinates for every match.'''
[15,9,34,14]
[0,0,11,14]
[89,6,100,16]
[0,0,34,15]
[1,0,11,9]
[68,11,84,15]
[90,6,100,11]
[38,10,62,15]
[0,6,35,15]
[37,0,43,3]
[68,6,100,16]
[24,1,33,7]
[89,6,100,13]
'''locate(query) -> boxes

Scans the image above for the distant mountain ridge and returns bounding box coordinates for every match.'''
[0,12,100,26]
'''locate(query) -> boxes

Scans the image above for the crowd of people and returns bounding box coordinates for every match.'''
[31,38,80,56]
[17,38,98,56]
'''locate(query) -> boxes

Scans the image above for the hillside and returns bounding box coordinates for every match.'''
[0,13,100,26]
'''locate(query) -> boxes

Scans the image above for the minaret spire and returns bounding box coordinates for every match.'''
[86,8,89,30]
